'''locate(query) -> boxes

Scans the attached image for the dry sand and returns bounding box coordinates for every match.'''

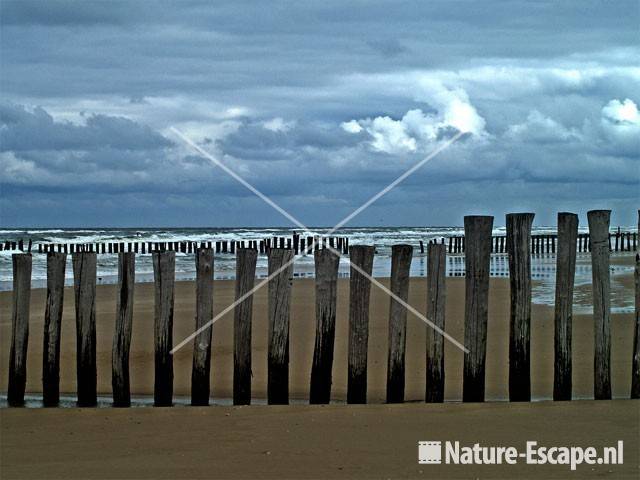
[1,273,638,478]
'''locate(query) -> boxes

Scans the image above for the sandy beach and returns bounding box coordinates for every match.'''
[1,271,638,478]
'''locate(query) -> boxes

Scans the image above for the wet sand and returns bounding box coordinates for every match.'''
[1,273,638,479]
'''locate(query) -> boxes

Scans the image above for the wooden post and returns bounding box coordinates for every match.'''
[191,248,214,406]
[7,254,32,407]
[631,253,640,399]
[72,252,97,407]
[588,210,611,400]
[112,253,135,407]
[553,213,578,401]
[233,248,257,405]
[267,248,294,404]
[43,252,66,407]
[347,245,375,404]
[426,243,446,403]
[153,251,175,407]
[506,213,534,401]
[462,216,493,402]
[385,244,412,403]
[309,249,340,404]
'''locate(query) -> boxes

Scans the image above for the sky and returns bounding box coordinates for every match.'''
[1,0,638,228]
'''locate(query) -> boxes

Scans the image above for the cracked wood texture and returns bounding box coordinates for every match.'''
[191,248,214,406]
[347,245,374,404]
[309,249,340,404]
[462,216,493,402]
[233,248,257,405]
[43,252,66,406]
[507,212,534,402]
[588,210,611,400]
[267,248,294,404]
[153,251,175,407]
[112,253,135,407]
[8,254,31,407]
[386,244,413,403]
[554,212,578,401]
[72,252,97,407]
[426,243,446,403]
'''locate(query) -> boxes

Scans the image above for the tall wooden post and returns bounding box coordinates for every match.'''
[347,245,375,404]
[43,252,66,407]
[588,210,611,400]
[7,254,32,407]
[462,216,493,402]
[267,248,294,404]
[233,248,257,405]
[153,251,175,407]
[426,243,446,402]
[310,249,340,404]
[72,252,97,407]
[632,253,640,399]
[112,253,135,407]
[386,244,413,403]
[553,213,578,401]
[191,248,214,406]
[507,213,534,401]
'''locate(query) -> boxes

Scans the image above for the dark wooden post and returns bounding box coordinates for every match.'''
[506,213,534,401]
[43,252,66,407]
[426,243,446,403]
[234,248,257,405]
[112,253,135,407]
[553,213,578,401]
[462,216,493,402]
[588,210,611,400]
[347,245,375,404]
[7,254,32,407]
[385,244,413,403]
[72,252,97,407]
[191,248,214,406]
[632,253,640,399]
[267,248,294,404]
[310,249,340,404]
[153,251,175,407]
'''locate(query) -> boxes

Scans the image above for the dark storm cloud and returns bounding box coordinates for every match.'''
[0,0,638,226]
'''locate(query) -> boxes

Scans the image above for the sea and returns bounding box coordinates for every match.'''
[0,226,636,313]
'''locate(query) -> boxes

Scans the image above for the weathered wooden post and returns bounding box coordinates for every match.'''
[347,245,375,404]
[112,252,135,407]
[426,243,446,403]
[588,210,611,400]
[553,213,578,401]
[386,244,413,403]
[43,252,66,406]
[72,252,97,407]
[507,213,534,401]
[234,248,257,405]
[7,254,32,407]
[191,248,214,406]
[462,216,493,402]
[309,249,340,404]
[153,251,175,407]
[632,253,640,399]
[267,248,294,404]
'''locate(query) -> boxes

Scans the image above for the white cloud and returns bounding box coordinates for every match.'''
[505,110,582,143]
[340,119,363,133]
[600,98,640,152]
[262,117,296,132]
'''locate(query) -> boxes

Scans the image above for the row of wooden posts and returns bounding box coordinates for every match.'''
[447,231,638,254]
[2,231,638,257]
[6,210,640,407]
[1,235,350,256]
